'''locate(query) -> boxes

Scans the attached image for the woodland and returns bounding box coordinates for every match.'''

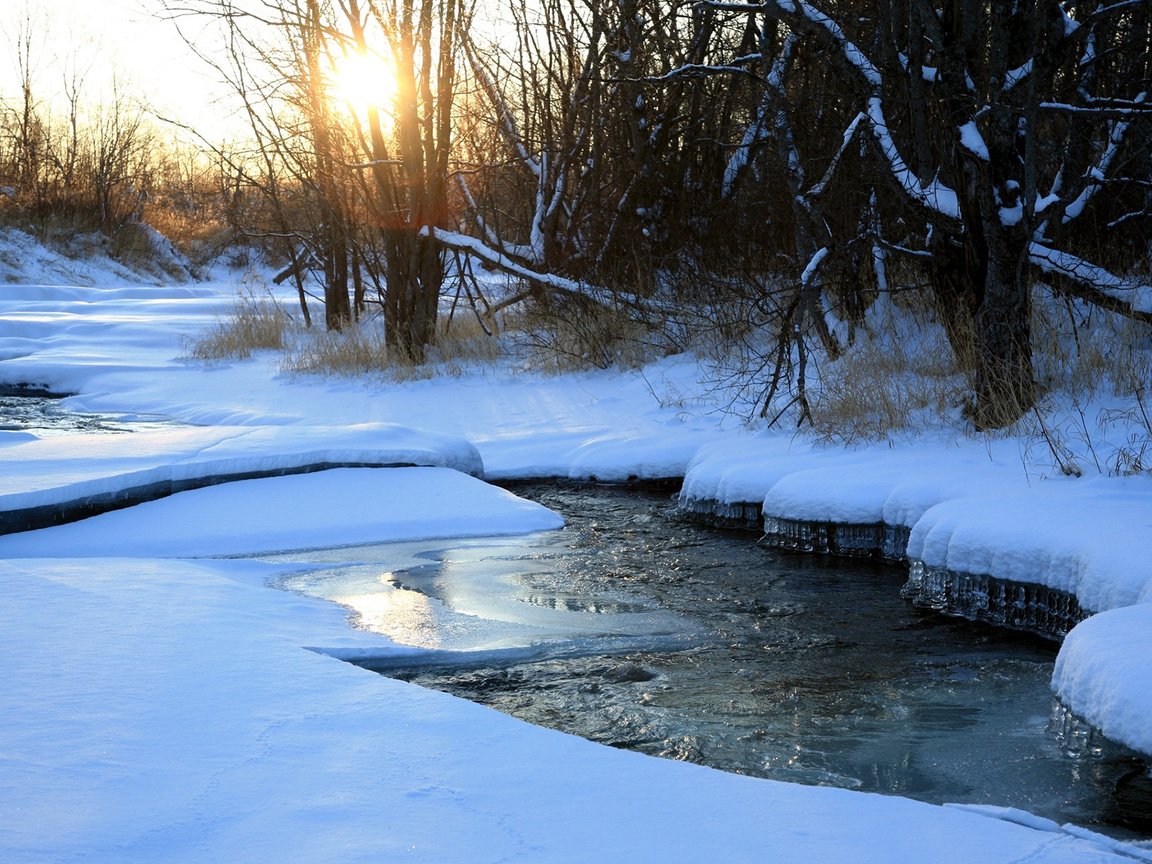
[3,0,1151,434]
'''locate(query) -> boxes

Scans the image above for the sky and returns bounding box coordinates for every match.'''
[0,0,240,141]
[0,0,519,144]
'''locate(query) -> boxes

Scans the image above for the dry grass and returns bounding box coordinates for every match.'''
[1032,291,1152,399]
[187,282,292,360]
[283,311,504,378]
[1021,290,1152,476]
[802,295,966,442]
[512,295,671,373]
[142,203,234,269]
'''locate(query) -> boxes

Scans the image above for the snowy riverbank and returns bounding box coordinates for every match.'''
[3,258,1151,861]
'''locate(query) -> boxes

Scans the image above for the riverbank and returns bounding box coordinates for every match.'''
[3,270,1152,861]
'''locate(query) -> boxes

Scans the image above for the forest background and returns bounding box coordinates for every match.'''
[2,0,1150,464]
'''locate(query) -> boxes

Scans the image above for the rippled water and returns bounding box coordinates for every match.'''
[270,482,1145,836]
[0,393,184,436]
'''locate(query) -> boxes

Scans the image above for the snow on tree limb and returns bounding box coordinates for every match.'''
[722,40,795,198]
[420,227,663,314]
[866,98,961,222]
[453,174,537,264]
[807,111,866,199]
[462,37,541,181]
[800,247,829,287]
[1029,243,1152,323]
[706,2,961,223]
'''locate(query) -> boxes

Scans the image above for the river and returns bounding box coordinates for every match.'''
[266,481,1146,837]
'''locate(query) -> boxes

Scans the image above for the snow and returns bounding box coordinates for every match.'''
[0,467,562,558]
[7,554,1144,864]
[1030,243,1152,315]
[2,231,1152,862]
[0,423,482,519]
[906,475,1152,614]
[1055,604,1152,758]
[959,120,990,160]
[680,434,1025,528]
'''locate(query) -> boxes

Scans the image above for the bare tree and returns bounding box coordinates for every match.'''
[700,0,1152,428]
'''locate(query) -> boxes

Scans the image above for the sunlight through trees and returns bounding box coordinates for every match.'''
[3,0,1150,429]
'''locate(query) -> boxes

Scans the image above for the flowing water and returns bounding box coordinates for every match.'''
[0,392,178,436]
[268,482,1148,837]
[13,392,1145,833]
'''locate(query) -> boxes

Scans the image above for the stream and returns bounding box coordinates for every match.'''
[266,481,1146,837]
[6,392,1142,836]
[0,391,179,436]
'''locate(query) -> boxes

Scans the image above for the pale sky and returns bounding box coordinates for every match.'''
[1,0,241,141]
[3,0,518,144]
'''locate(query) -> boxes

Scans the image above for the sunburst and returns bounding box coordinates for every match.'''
[329,50,395,116]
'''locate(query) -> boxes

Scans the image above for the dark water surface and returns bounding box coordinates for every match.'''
[12,392,1145,834]
[270,482,1146,836]
[0,393,177,436]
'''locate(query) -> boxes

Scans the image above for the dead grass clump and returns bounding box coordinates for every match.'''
[513,294,670,373]
[188,285,292,360]
[1032,291,1152,399]
[1023,290,1152,476]
[805,295,966,442]
[282,322,391,376]
[141,203,235,269]
[807,341,965,442]
[283,312,504,378]
[108,222,194,282]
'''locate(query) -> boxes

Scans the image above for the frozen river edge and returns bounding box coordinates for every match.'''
[3,422,1150,764]
[3,271,1152,862]
[6,442,1152,861]
[679,439,1152,764]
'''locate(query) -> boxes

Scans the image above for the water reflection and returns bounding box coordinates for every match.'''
[264,482,1147,837]
[269,534,700,654]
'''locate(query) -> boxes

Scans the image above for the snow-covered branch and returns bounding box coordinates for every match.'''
[462,37,541,181]
[452,174,536,263]
[866,98,961,223]
[1029,243,1152,323]
[420,227,665,314]
[723,34,797,199]
[701,0,880,86]
[628,62,760,83]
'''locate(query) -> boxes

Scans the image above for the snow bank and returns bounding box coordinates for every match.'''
[907,475,1152,614]
[1054,604,1152,757]
[681,435,1025,527]
[0,422,483,532]
[5,553,1145,864]
[0,226,194,287]
[5,264,1152,859]
[0,467,563,558]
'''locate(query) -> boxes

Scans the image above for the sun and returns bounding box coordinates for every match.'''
[329,50,396,116]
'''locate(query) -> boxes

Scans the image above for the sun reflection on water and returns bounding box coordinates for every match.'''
[334,583,443,649]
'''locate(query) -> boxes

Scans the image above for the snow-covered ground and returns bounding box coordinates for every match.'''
[2,232,1151,862]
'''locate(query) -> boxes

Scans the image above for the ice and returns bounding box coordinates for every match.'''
[0,468,563,558]
[3,228,1152,860]
[267,532,699,654]
[676,494,762,529]
[902,562,1089,639]
[1054,604,1152,758]
[0,422,483,533]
